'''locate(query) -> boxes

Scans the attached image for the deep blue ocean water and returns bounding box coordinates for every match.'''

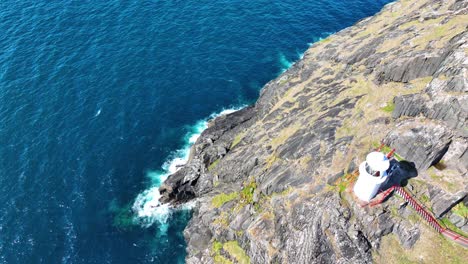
[0,0,392,263]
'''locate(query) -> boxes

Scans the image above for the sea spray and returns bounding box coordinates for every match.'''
[307,32,335,46]
[132,107,244,229]
[297,51,305,60]
[278,51,307,73]
[279,52,293,73]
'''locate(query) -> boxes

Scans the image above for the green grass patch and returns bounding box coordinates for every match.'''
[412,15,466,50]
[253,203,261,212]
[272,187,292,197]
[372,234,418,264]
[270,124,300,149]
[440,217,467,237]
[375,143,404,161]
[337,179,348,193]
[420,194,430,204]
[389,206,399,218]
[212,192,238,208]
[240,181,256,204]
[223,241,250,264]
[374,229,467,264]
[264,154,281,170]
[428,169,441,180]
[214,255,233,264]
[381,101,395,113]
[213,212,230,228]
[329,173,356,194]
[279,78,289,86]
[212,240,235,264]
[230,132,245,149]
[446,182,456,192]
[208,159,221,171]
[452,203,468,218]
[212,241,223,254]
[408,213,420,224]
[393,153,403,161]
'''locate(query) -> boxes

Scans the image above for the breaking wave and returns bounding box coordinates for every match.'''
[279,52,293,72]
[132,107,244,230]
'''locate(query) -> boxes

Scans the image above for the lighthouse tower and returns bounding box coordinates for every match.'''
[353,152,390,202]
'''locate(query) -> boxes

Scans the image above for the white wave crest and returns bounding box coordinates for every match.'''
[279,53,293,72]
[132,106,245,229]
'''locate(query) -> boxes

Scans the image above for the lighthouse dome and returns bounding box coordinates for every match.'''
[366,152,390,172]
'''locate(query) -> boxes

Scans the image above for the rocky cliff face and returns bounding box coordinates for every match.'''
[160,0,468,263]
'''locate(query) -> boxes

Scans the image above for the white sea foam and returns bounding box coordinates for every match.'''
[132,106,244,229]
[308,32,335,47]
[279,53,293,72]
[297,51,305,60]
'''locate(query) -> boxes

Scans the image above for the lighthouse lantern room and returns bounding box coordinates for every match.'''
[353,152,390,202]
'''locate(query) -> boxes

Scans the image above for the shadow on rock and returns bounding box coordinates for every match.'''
[381,160,418,190]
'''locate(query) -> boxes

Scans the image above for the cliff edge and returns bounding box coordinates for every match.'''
[161,0,468,263]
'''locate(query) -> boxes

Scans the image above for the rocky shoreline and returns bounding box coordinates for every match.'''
[160,0,467,263]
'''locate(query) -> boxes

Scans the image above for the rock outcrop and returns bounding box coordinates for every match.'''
[160,0,468,263]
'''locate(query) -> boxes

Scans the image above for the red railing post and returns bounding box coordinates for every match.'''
[376,142,385,152]
[386,148,396,159]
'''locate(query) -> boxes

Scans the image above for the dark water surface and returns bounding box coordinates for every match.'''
[0,0,392,263]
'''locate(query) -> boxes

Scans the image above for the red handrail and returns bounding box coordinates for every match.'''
[394,187,444,232]
[386,148,396,159]
[375,142,385,152]
[360,144,467,247]
[369,185,468,247]
[369,186,396,207]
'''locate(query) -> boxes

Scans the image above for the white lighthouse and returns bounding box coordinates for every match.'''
[353,152,390,202]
